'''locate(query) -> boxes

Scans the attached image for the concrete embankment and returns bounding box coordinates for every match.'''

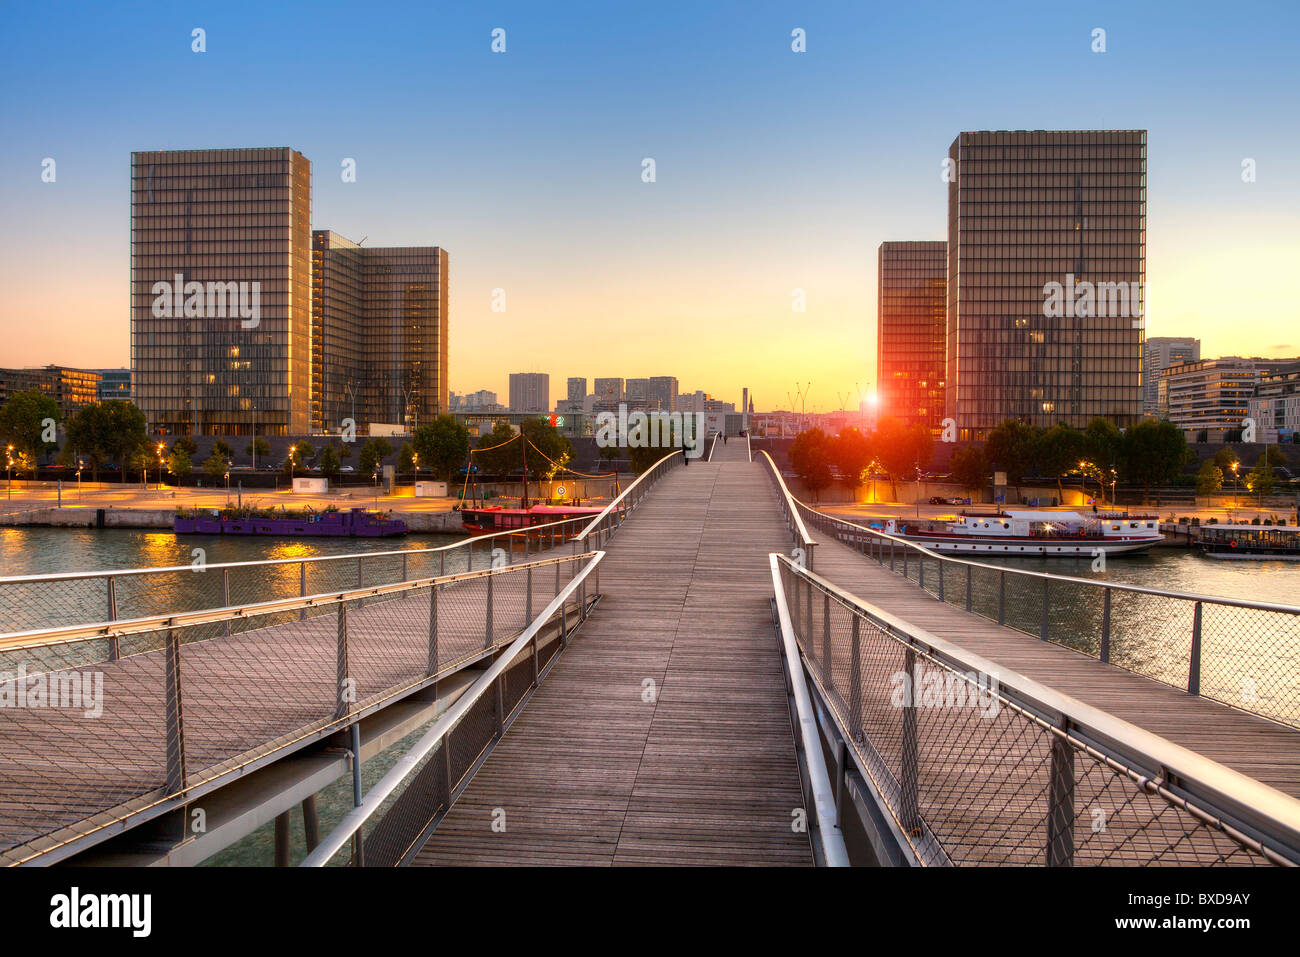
[0,506,468,534]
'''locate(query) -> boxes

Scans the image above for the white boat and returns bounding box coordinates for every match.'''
[881,509,1163,557]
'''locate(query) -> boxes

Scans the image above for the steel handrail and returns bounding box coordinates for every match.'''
[772,553,1300,865]
[0,511,597,587]
[0,553,586,653]
[796,500,1300,614]
[574,449,681,543]
[768,553,849,866]
[301,549,606,866]
[756,450,816,565]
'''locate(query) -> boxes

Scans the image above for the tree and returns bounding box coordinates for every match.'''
[202,449,228,481]
[397,441,417,475]
[167,447,193,480]
[358,437,394,477]
[832,427,873,497]
[171,436,198,459]
[1195,459,1224,496]
[984,419,1039,500]
[789,428,833,502]
[245,436,271,462]
[1083,417,1122,471]
[318,444,341,479]
[0,389,59,461]
[873,418,933,501]
[1246,454,1276,504]
[129,445,154,486]
[950,445,989,495]
[283,441,315,475]
[412,415,471,482]
[213,439,234,460]
[473,422,519,477]
[63,401,148,481]
[1034,424,1085,500]
[520,417,575,480]
[1120,419,1190,504]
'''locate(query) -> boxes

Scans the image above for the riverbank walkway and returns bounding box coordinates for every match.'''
[413,440,811,865]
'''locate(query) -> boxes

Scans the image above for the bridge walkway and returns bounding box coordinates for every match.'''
[413,440,812,865]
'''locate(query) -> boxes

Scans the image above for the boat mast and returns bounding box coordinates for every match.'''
[520,430,529,509]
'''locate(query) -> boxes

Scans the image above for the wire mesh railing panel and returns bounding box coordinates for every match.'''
[1199,603,1300,727]
[775,557,1291,867]
[361,739,448,868]
[1107,590,1194,690]
[0,552,596,866]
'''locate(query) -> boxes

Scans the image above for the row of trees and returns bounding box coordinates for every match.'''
[1195,446,1288,505]
[786,416,1203,505]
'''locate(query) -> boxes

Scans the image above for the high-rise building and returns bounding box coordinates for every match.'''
[508,373,550,412]
[1143,337,1200,418]
[566,377,587,404]
[131,147,312,436]
[312,230,449,433]
[1161,357,1294,442]
[626,378,650,407]
[1248,360,1300,444]
[647,376,679,412]
[593,377,624,408]
[945,131,1146,439]
[877,241,947,433]
[94,369,134,402]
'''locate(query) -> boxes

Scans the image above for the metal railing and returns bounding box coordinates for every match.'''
[771,553,1300,866]
[302,550,605,866]
[572,449,682,552]
[0,551,601,866]
[793,502,1300,729]
[757,450,816,571]
[0,511,602,636]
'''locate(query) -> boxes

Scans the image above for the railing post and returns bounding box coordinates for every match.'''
[526,565,533,622]
[998,570,1006,625]
[900,645,921,835]
[849,615,862,741]
[440,551,446,577]
[918,552,924,590]
[484,572,494,648]
[822,593,831,675]
[164,622,186,794]
[299,562,307,622]
[336,600,350,720]
[1040,577,1049,641]
[903,548,908,579]
[107,577,120,661]
[1189,601,1203,696]
[1046,731,1076,866]
[937,558,944,603]
[402,551,408,582]
[427,583,439,676]
[1100,588,1111,664]
[350,722,365,867]
[965,564,972,612]
[222,567,231,636]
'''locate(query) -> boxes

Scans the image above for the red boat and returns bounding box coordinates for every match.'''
[460,503,605,534]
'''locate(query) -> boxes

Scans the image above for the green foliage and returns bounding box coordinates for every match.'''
[359,437,394,476]
[473,421,519,476]
[397,441,416,474]
[1083,417,1122,468]
[63,401,149,481]
[171,436,198,459]
[1120,419,1190,503]
[213,439,234,460]
[873,417,934,499]
[1246,454,1276,503]
[167,447,193,478]
[832,427,873,492]
[202,450,228,480]
[283,441,314,475]
[0,389,60,459]
[1035,424,1086,495]
[1195,460,1224,496]
[984,419,1038,492]
[412,415,471,481]
[950,445,989,493]
[245,436,271,460]
[789,428,833,501]
[318,444,341,478]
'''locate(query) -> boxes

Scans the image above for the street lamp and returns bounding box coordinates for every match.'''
[156,443,165,490]
[412,452,419,486]
[77,458,83,498]
[5,444,12,500]
[1231,461,1239,510]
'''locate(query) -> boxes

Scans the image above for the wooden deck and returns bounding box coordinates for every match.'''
[413,441,812,866]
[807,521,1300,801]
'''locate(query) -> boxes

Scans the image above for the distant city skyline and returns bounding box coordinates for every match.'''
[2,2,1298,415]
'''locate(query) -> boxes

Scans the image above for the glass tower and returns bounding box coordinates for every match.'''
[945,131,1146,439]
[877,241,947,433]
[130,147,312,436]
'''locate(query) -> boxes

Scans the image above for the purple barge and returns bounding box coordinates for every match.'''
[174,508,407,538]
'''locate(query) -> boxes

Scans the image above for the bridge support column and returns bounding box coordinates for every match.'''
[274,810,290,866]
[302,796,320,853]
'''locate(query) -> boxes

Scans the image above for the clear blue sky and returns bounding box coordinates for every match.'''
[2,0,1297,412]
